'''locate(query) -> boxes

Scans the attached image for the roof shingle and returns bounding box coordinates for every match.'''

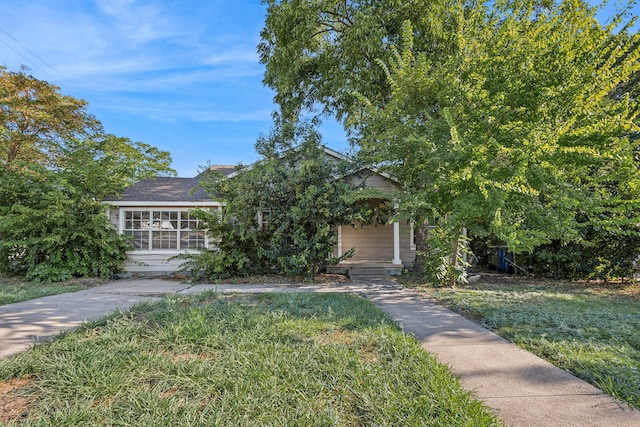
[105,177,212,202]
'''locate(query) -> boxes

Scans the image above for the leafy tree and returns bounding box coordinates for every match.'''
[260,0,640,282]
[0,66,102,167]
[355,4,640,281]
[59,134,175,199]
[0,68,175,282]
[0,164,131,282]
[259,0,465,123]
[188,122,363,279]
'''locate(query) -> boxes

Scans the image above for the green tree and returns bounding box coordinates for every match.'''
[0,66,101,167]
[355,4,640,281]
[0,68,176,282]
[60,134,175,199]
[259,0,465,123]
[188,122,363,278]
[0,165,131,282]
[260,0,640,282]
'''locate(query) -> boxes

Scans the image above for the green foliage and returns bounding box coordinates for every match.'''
[0,66,101,167]
[0,165,130,283]
[60,134,176,199]
[175,208,256,280]
[0,68,176,282]
[261,0,640,279]
[420,226,471,287]
[356,4,640,275]
[190,122,364,277]
[259,0,464,123]
[518,226,640,280]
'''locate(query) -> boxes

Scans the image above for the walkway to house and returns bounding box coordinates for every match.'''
[1,277,639,426]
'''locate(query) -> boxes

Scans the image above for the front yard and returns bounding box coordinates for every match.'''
[0,292,500,426]
[400,274,640,409]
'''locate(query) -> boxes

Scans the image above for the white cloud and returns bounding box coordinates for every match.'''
[95,0,136,17]
[0,1,263,88]
[0,0,276,159]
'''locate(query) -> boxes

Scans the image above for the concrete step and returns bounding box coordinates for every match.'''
[348,266,400,279]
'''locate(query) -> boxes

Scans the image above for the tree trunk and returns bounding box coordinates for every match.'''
[413,218,429,274]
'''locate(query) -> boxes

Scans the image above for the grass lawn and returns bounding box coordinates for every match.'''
[0,278,104,306]
[400,275,640,409]
[0,292,500,426]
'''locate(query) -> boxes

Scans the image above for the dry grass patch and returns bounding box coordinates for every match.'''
[0,377,36,424]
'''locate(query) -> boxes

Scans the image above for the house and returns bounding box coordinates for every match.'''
[104,149,416,275]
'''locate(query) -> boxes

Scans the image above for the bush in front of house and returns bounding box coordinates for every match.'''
[182,122,369,279]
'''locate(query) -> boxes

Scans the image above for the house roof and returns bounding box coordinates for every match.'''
[105,177,213,203]
[103,148,397,206]
[104,165,237,205]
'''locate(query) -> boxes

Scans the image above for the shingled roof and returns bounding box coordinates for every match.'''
[104,165,237,203]
[103,177,210,202]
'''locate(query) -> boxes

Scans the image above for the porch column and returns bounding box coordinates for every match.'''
[393,221,401,265]
[337,225,343,258]
[462,227,468,264]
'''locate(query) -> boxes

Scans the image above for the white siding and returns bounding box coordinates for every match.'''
[108,207,119,229]
[124,252,189,273]
[399,220,416,268]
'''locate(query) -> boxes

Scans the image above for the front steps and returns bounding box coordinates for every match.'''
[327,262,403,280]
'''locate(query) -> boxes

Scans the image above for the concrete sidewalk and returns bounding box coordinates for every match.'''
[0,280,190,358]
[1,277,639,426]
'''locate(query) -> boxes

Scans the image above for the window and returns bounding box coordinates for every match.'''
[180,211,206,249]
[123,209,206,251]
[411,226,417,251]
[410,223,437,250]
[258,209,272,231]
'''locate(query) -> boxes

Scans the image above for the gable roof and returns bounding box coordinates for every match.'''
[104,177,214,204]
[104,164,237,206]
[103,147,397,206]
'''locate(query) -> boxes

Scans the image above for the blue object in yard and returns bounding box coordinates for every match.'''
[497,247,508,272]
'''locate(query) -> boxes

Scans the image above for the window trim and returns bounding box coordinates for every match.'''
[258,209,272,231]
[119,208,208,252]
[410,223,437,251]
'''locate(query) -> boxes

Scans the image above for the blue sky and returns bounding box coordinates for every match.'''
[0,1,637,177]
[0,0,348,176]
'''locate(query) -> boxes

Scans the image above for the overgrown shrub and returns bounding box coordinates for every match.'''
[0,168,130,283]
[518,231,640,281]
[182,123,365,278]
[175,208,260,280]
[0,68,175,283]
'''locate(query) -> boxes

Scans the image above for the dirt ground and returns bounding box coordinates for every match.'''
[174,272,352,285]
[0,377,35,424]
